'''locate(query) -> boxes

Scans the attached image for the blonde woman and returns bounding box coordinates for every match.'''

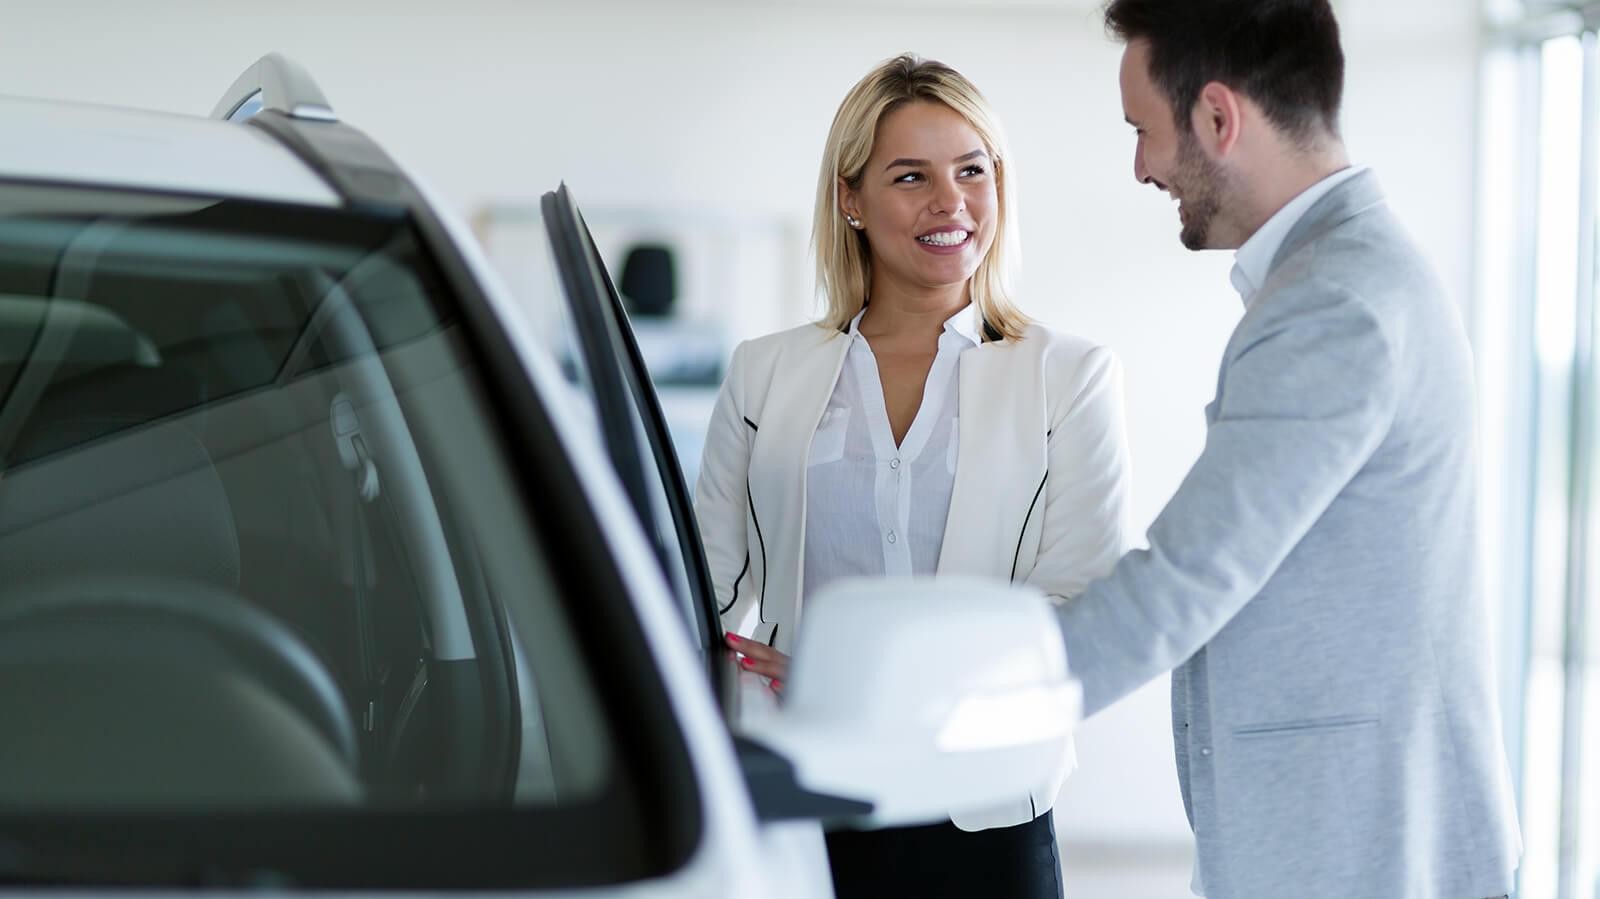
[695,54,1130,897]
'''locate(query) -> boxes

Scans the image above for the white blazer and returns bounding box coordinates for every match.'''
[694,319,1132,830]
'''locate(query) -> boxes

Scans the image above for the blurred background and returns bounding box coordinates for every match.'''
[1,0,1595,895]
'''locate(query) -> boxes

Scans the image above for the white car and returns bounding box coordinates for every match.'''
[0,54,1081,896]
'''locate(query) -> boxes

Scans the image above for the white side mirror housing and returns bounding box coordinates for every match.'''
[739,577,1079,827]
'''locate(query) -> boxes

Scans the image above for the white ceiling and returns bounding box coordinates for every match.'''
[729,0,1107,11]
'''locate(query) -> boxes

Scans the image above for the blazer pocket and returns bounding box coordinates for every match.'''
[1227,719,1370,882]
[808,406,849,466]
[1232,714,1380,739]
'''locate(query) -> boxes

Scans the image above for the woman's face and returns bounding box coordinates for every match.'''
[841,101,998,298]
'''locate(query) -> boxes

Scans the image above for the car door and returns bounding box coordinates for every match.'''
[538,184,735,707]
[539,185,838,899]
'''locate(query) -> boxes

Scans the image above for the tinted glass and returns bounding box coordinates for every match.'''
[0,181,678,887]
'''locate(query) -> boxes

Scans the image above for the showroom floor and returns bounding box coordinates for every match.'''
[1060,843,1194,899]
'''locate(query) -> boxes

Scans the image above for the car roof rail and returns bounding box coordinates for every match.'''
[211,53,337,123]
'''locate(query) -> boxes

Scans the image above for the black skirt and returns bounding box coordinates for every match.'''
[824,812,1063,899]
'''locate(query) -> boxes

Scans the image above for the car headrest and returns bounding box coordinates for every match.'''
[4,362,206,466]
[0,421,240,590]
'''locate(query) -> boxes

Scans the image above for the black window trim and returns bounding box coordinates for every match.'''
[542,184,731,705]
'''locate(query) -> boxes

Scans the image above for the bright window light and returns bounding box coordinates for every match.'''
[1522,33,1586,899]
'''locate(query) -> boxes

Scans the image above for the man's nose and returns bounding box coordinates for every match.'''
[1133,142,1150,185]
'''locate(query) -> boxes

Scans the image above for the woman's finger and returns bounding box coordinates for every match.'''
[739,655,787,679]
[725,632,781,662]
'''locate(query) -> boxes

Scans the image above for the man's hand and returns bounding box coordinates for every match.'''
[725,633,789,693]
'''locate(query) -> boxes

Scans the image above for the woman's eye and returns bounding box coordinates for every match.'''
[960,164,988,177]
[894,172,923,184]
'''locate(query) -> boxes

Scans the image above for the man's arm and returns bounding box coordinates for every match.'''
[1055,286,1398,716]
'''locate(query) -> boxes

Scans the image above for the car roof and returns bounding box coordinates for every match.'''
[0,94,341,208]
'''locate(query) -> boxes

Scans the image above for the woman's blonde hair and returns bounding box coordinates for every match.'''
[813,54,1028,341]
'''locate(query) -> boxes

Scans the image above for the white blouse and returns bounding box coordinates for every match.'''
[802,305,981,604]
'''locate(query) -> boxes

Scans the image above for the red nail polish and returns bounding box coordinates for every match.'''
[742,658,754,668]
[726,633,740,644]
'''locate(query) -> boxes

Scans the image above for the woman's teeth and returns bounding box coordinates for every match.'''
[918,230,969,247]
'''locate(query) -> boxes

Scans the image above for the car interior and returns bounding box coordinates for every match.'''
[0,181,613,813]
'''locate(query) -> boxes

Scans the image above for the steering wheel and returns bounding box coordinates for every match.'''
[0,574,358,766]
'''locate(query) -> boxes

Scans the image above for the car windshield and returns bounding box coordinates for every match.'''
[0,181,695,888]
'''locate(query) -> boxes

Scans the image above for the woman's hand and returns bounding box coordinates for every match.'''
[725,633,789,692]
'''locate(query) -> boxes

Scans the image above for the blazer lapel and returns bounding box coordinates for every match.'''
[747,328,851,632]
[1271,170,1386,274]
[937,338,1048,581]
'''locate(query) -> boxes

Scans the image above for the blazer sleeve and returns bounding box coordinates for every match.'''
[1053,288,1399,716]
[1022,345,1134,602]
[694,340,758,634]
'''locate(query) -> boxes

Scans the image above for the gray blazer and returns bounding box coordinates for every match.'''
[1054,171,1521,898]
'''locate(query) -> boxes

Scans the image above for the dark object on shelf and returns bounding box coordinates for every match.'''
[620,244,676,318]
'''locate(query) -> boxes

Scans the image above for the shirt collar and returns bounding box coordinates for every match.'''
[945,303,982,346]
[846,303,983,347]
[1230,165,1367,308]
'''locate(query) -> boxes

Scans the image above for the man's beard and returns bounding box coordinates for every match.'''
[1171,130,1227,251]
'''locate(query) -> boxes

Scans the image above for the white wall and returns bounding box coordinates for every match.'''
[0,0,1483,852]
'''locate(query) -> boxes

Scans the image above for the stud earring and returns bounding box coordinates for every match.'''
[845,214,862,228]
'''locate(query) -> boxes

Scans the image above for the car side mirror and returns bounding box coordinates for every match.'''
[737,577,1079,828]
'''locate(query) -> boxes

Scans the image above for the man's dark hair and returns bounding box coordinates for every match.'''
[1104,0,1345,143]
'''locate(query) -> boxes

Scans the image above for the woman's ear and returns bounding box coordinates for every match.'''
[838,176,864,228]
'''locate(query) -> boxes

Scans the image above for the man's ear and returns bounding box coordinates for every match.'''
[1191,81,1243,159]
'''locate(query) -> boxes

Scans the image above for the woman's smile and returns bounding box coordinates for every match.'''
[916,225,974,254]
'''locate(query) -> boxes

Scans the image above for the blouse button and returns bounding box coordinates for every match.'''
[889,458,901,470]
[887,531,898,544]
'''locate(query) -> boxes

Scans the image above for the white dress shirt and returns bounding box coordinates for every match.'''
[802,304,980,604]
[1229,165,1368,307]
